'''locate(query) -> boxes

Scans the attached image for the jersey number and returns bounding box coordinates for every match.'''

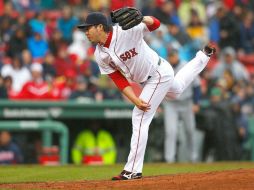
[120,48,138,62]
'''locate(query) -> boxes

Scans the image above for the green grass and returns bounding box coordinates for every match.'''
[0,162,254,183]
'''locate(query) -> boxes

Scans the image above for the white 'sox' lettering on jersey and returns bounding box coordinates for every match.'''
[120,48,138,62]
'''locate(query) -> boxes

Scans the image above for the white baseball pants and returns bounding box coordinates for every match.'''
[124,51,209,173]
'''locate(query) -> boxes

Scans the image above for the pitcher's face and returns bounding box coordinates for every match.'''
[84,25,101,43]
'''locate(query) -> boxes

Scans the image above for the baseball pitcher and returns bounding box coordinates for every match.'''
[77,7,216,180]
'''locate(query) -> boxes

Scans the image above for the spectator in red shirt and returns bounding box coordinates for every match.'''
[16,63,51,100]
[54,46,78,76]
[51,69,77,100]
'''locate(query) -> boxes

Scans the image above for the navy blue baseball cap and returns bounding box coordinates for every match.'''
[77,12,108,30]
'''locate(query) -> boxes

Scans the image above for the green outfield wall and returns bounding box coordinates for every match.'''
[0,100,134,119]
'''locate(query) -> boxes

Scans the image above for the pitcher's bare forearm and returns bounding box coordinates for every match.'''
[142,16,154,26]
[142,16,160,31]
[122,86,151,112]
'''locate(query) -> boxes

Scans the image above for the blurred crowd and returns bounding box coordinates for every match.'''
[0,0,254,162]
[0,0,128,102]
[0,0,253,103]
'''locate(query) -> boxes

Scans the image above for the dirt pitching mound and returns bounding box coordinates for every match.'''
[1,168,253,190]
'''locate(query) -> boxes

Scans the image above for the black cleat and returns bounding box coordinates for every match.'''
[112,170,142,180]
[203,45,216,57]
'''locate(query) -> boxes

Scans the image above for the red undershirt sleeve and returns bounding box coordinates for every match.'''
[146,16,161,31]
[108,71,130,91]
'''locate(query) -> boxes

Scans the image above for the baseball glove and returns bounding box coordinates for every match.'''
[111,7,143,30]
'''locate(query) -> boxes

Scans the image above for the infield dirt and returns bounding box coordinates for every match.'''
[0,168,253,190]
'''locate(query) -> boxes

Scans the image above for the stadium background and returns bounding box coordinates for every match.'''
[0,0,254,167]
